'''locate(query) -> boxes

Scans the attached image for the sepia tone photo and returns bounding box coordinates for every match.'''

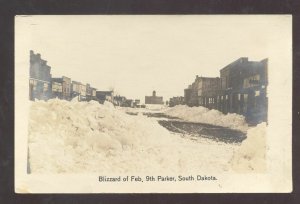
[15,15,292,193]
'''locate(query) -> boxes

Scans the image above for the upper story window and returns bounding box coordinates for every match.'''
[43,83,48,92]
[243,74,260,89]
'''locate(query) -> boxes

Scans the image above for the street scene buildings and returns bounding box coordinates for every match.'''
[29,50,137,107]
[181,57,268,124]
[27,50,268,174]
[29,50,268,125]
[17,15,292,194]
[27,51,268,175]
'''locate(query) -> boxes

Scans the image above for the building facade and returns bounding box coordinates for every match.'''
[183,57,268,124]
[145,91,164,104]
[184,86,193,106]
[184,76,221,107]
[86,83,92,101]
[197,77,222,109]
[51,80,63,99]
[96,91,114,104]
[79,83,87,101]
[28,51,118,104]
[71,81,81,99]
[29,50,52,101]
[218,57,268,123]
[169,96,185,107]
[61,76,71,100]
[91,87,97,101]
[51,76,71,100]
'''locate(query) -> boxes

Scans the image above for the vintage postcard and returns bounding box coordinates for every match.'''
[15,15,292,193]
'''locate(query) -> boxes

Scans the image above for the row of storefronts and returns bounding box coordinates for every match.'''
[29,50,99,102]
[177,57,268,124]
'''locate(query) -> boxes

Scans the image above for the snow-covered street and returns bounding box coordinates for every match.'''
[28,99,267,174]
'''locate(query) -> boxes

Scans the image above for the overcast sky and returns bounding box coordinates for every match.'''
[15,15,290,103]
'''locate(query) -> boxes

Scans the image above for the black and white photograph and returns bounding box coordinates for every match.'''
[14,15,292,193]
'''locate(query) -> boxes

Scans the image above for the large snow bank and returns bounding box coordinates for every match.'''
[164,105,248,131]
[28,99,237,174]
[230,123,267,172]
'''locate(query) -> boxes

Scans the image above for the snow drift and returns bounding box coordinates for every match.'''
[164,105,248,131]
[28,99,238,174]
[145,104,167,111]
[230,123,267,172]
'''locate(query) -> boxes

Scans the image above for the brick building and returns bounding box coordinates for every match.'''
[62,76,72,100]
[183,57,268,124]
[51,76,71,100]
[29,50,52,101]
[71,81,86,101]
[184,76,221,107]
[51,80,63,99]
[169,96,185,107]
[86,83,97,101]
[218,57,268,123]
[145,91,164,104]
[71,81,80,98]
[184,86,193,106]
[196,76,221,109]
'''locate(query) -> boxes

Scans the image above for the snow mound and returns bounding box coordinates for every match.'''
[145,104,167,111]
[28,99,237,174]
[103,100,115,108]
[71,96,79,102]
[230,122,267,172]
[164,105,248,131]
